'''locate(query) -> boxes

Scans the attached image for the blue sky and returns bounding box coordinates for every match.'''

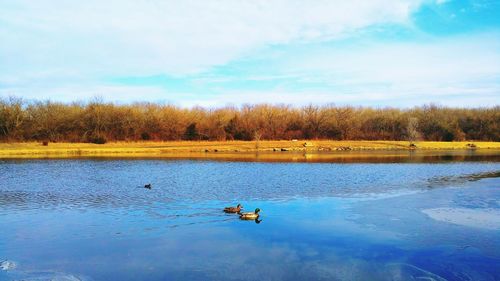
[0,0,499,107]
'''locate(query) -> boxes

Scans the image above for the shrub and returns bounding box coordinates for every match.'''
[88,135,107,144]
[141,132,151,140]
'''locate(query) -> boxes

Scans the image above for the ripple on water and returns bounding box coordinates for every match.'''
[11,273,86,281]
[1,160,500,281]
[0,160,499,213]
[1,263,86,281]
[385,263,447,281]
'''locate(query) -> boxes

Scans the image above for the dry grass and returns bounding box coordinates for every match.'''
[0,140,499,159]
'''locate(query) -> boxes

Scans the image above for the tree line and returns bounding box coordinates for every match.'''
[0,97,498,143]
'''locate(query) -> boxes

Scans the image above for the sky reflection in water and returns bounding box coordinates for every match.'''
[0,160,499,281]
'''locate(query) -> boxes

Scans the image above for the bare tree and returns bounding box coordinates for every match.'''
[0,97,499,142]
[253,131,262,150]
[407,117,419,145]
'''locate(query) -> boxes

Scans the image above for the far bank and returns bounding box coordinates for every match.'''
[1,141,499,161]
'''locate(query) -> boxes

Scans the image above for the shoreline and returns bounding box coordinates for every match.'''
[1,141,499,160]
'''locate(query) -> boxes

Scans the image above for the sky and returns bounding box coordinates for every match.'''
[0,0,499,107]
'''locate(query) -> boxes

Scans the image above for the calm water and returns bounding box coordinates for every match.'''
[0,158,499,281]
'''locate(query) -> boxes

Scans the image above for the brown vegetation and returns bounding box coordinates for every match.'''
[1,97,499,143]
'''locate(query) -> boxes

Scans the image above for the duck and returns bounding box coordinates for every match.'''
[239,208,260,220]
[224,204,243,213]
[144,184,152,189]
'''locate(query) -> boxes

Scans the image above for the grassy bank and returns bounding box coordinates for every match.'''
[0,140,499,159]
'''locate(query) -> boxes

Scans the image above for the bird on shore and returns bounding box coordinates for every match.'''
[239,208,261,220]
[144,184,152,189]
[224,204,243,213]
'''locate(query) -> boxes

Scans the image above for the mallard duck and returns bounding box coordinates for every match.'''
[239,208,260,220]
[224,204,243,213]
[144,184,152,189]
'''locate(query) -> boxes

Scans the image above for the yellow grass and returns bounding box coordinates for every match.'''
[0,140,499,159]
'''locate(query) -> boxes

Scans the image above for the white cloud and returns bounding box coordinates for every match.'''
[0,0,423,80]
[179,88,499,108]
[270,32,500,105]
[1,0,499,107]
[0,84,176,104]
[171,32,500,107]
[287,34,500,85]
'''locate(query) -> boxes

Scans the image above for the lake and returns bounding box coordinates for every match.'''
[1,155,499,281]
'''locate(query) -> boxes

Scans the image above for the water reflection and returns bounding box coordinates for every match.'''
[2,149,500,163]
[0,160,499,281]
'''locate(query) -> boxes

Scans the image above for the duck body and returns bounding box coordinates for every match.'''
[224,204,242,213]
[144,184,152,189]
[239,208,261,220]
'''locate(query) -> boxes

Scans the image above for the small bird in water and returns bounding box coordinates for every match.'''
[144,184,152,189]
[239,208,260,220]
[224,203,243,213]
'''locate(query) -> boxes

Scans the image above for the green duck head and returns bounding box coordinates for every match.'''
[254,208,261,214]
[237,204,243,208]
